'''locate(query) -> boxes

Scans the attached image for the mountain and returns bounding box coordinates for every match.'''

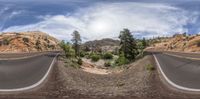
[0,31,60,52]
[83,38,120,52]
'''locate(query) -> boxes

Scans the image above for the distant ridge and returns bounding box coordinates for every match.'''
[83,38,120,52]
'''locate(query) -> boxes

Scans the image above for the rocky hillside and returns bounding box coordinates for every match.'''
[151,34,200,52]
[83,38,120,52]
[0,31,60,52]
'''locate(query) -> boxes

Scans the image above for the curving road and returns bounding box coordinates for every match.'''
[154,52,200,91]
[0,52,58,91]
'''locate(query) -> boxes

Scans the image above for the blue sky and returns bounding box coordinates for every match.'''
[0,0,200,41]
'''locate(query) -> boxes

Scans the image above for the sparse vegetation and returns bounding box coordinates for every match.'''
[59,40,75,58]
[115,52,128,66]
[145,64,155,71]
[77,58,83,65]
[0,31,59,52]
[64,58,81,68]
[151,32,200,52]
[102,52,113,59]
[22,37,29,43]
[197,40,200,47]
[142,38,147,48]
[104,61,112,67]
[59,28,159,70]
[80,51,86,57]
[59,30,84,68]
[116,81,125,87]
[35,39,41,51]
[91,54,100,62]
[44,36,50,43]
[3,38,9,45]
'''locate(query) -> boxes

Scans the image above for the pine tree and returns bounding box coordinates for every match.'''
[119,29,138,60]
[71,30,81,57]
[142,37,147,49]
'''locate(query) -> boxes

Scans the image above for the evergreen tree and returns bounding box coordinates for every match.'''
[71,30,81,57]
[142,37,147,49]
[119,28,138,60]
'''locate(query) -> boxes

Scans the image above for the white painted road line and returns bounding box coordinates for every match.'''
[153,54,200,92]
[0,53,59,92]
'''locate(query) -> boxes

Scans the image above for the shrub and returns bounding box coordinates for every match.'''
[104,61,111,67]
[146,64,155,71]
[88,52,94,57]
[35,40,41,50]
[65,58,81,68]
[77,58,83,65]
[103,53,113,59]
[80,51,86,57]
[59,41,75,58]
[22,37,29,43]
[115,53,128,66]
[197,40,200,47]
[3,39,9,45]
[116,81,125,87]
[91,54,100,62]
[113,47,119,55]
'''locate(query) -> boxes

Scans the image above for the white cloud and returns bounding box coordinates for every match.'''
[2,2,198,41]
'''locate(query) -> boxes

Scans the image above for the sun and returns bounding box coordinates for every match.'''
[89,19,112,33]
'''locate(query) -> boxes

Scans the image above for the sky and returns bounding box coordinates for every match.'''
[0,0,200,41]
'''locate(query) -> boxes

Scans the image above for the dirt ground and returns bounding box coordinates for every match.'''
[0,55,200,99]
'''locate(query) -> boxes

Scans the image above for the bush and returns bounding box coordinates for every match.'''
[104,61,111,67]
[22,37,29,43]
[88,52,94,57]
[115,53,128,66]
[59,41,75,58]
[77,58,83,65]
[65,58,81,68]
[103,53,113,59]
[3,39,9,45]
[197,40,200,47]
[80,51,86,57]
[146,64,155,71]
[91,54,100,62]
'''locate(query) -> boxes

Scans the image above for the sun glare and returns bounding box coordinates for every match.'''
[89,19,111,33]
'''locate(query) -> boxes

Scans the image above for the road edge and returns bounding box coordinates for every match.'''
[153,54,200,92]
[0,53,59,92]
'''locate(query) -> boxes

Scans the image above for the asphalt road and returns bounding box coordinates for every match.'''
[164,51,200,59]
[0,52,58,90]
[0,51,60,59]
[154,52,200,89]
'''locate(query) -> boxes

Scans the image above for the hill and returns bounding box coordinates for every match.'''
[82,38,120,52]
[150,34,200,52]
[0,31,60,52]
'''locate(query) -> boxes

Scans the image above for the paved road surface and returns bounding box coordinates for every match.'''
[164,51,200,59]
[154,52,200,89]
[0,52,58,89]
[0,51,60,59]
